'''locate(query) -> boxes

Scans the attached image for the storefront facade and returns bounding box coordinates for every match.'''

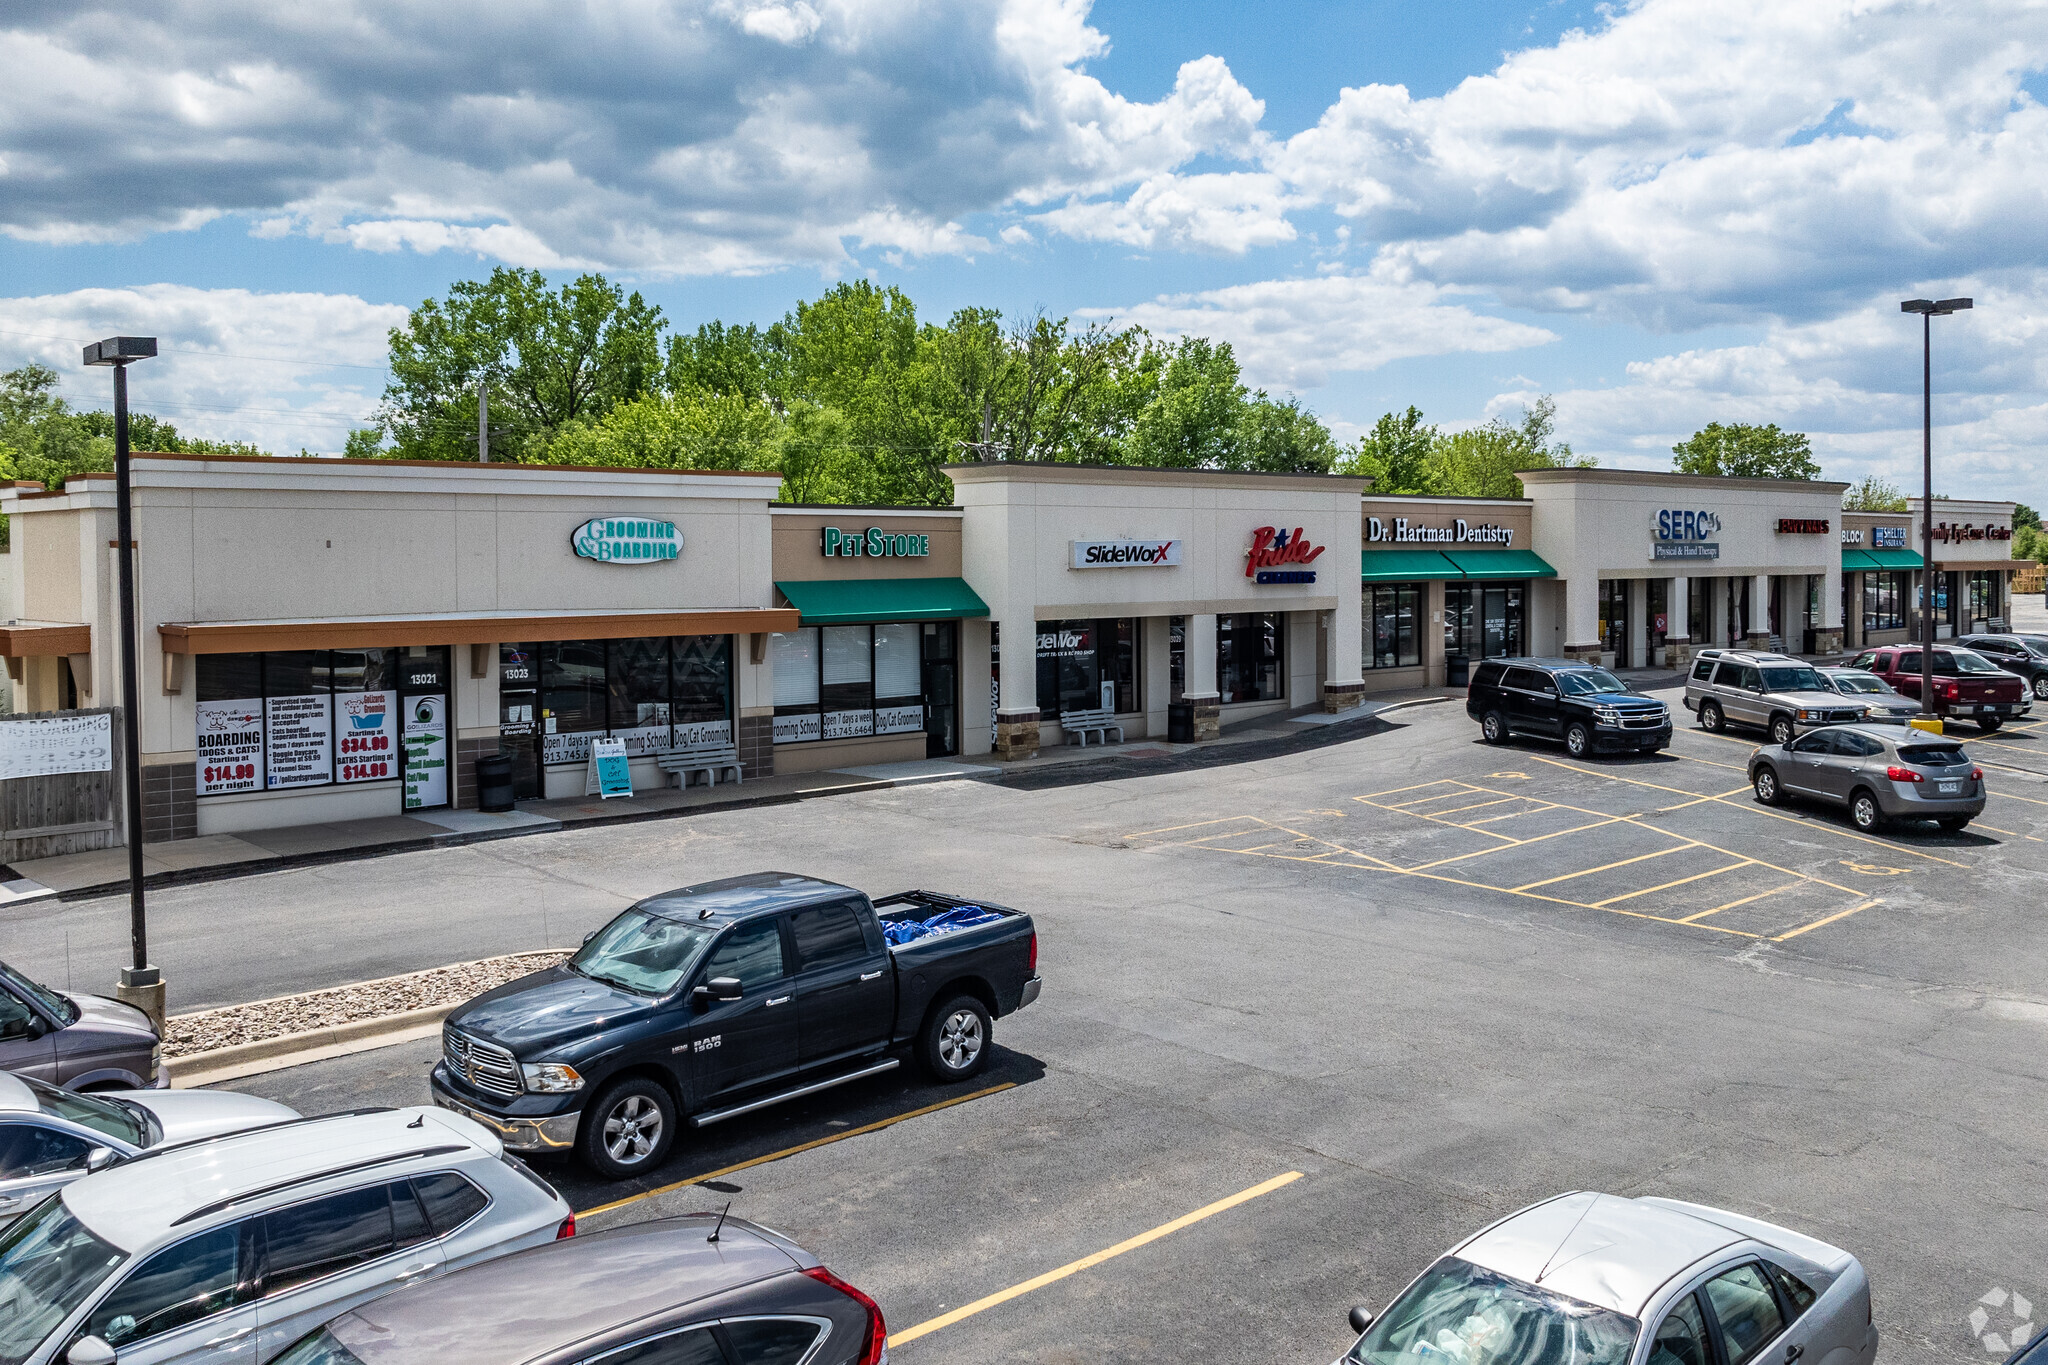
[1520,469,1850,666]
[1358,496,1555,688]
[950,462,1368,760]
[1840,499,2028,649]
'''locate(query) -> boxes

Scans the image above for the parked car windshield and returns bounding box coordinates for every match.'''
[21,1076,148,1148]
[1348,1257,1637,1365]
[1557,670,1626,696]
[569,908,722,996]
[0,1195,127,1365]
[2018,636,2048,658]
[1759,666,1827,692]
[1826,672,1891,695]
[0,963,75,1027]
[1945,650,2002,675]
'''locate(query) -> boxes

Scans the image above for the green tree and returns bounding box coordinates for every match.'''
[379,268,666,462]
[1425,396,1592,498]
[1122,337,1246,469]
[544,388,781,470]
[1339,405,1436,492]
[1,364,112,494]
[1842,474,1909,511]
[664,321,787,404]
[1234,394,1339,473]
[2012,501,2039,531]
[1671,422,1819,480]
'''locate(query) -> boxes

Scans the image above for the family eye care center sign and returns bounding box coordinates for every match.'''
[1070,539,1182,568]
[573,517,682,563]
[0,713,112,780]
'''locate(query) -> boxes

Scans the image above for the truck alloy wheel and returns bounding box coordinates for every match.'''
[921,995,991,1081]
[1699,701,1724,733]
[1565,722,1591,759]
[1482,711,1509,745]
[1770,715,1795,746]
[2034,676,2048,700]
[580,1078,676,1179]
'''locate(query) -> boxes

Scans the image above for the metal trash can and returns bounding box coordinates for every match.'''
[1445,653,1471,689]
[1167,701,1195,744]
[475,752,516,812]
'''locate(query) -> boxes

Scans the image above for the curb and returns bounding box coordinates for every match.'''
[169,1002,457,1088]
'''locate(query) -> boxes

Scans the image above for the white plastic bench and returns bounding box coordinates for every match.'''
[1059,707,1123,746]
[657,741,743,788]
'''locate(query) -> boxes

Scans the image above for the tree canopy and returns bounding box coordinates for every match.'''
[1671,422,1819,480]
[1337,395,1592,496]
[366,271,1346,503]
[1842,474,1908,511]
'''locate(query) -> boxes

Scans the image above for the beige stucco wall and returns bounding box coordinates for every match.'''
[769,506,964,581]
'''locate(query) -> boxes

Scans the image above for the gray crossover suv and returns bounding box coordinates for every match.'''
[1749,723,1984,832]
[274,1214,887,1365]
[1684,651,1867,745]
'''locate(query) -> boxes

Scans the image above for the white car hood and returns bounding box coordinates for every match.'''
[121,1088,299,1145]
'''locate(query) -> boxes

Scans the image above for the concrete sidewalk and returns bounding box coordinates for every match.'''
[5,689,1451,901]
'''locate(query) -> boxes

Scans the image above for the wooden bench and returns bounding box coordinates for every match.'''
[1059,707,1123,746]
[656,741,743,788]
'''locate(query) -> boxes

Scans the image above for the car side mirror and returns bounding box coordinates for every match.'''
[1349,1306,1376,1335]
[67,1337,117,1365]
[23,1014,50,1040]
[582,930,598,946]
[692,976,743,1007]
[83,1146,116,1174]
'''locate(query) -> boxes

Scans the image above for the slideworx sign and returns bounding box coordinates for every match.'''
[572,517,682,563]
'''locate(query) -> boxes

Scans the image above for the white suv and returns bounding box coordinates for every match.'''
[0,1106,573,1365]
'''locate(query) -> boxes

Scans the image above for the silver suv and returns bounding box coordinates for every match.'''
[1683,650,1867,745]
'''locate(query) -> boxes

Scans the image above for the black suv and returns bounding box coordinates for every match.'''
[1958,633,2048,701]
[1468,658,1673,758]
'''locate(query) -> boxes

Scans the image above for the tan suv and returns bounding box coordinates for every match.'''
[1682,650,1868,746]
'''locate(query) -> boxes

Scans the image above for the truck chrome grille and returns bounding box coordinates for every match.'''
[444,1027,521,1098]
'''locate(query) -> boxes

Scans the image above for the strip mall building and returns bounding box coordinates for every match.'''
[0,457,2027,840]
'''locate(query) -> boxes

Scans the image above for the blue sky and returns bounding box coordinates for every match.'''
[1,0,2041,499]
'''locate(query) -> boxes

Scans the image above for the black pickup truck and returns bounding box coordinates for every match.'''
[430,871,1040,1178]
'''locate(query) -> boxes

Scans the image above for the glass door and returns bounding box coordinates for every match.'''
[398,646,452,810]
[498,644,542,799]
[922,621,958,759]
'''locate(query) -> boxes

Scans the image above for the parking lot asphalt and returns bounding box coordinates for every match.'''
[18,690,2048,1364]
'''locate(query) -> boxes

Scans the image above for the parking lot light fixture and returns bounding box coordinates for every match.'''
[82,335,164,1033]
[1898,297,1972,718]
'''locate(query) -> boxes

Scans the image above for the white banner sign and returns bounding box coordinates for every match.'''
[402,694,449,810]
[875,705,925,736]
[774,713,822,745]
[196,699,265,795]
[0,713,112,780]
[335,690,398,784]
[1070,539,1181,568]
[265,693,333,790]
[823,709,875,740]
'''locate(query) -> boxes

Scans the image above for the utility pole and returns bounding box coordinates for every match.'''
[478,380,489,463]
[1899,296,1972,720]
[83,336,163,1035]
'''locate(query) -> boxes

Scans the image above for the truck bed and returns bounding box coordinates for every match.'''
[872,890,1037,1038]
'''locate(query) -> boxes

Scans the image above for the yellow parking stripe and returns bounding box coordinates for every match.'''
[1682,881,1798,921]
[1592,861,1750,906]
[887,1171,1304,1348]
[1511,844,1690,892]
[1775,899,1882,940]
[1426,797,1524,818]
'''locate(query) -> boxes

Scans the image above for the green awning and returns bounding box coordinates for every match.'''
[1441,548,1559,579]
[775,576,989,625]
[1361,549,1462,581]
[1843,546,1924,570]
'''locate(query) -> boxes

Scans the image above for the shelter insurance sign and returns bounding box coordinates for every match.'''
[1246,526,1324,583]
[572,517,681,564]
[1071,539,1182,568]
[1651,508,1722,561]
[0,712,112,780]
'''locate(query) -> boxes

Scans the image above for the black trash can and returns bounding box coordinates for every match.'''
[1167,701,1195,744]
[475,752,517,812]
[1445,653,1471,689]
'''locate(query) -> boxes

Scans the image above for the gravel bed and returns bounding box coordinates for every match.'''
[164,951,568,1057]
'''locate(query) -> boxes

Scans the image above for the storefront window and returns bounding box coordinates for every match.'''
[1364,586,1421,671]
[1035,618,1138,719]
[1219,612,1285,700]
[1863,571,1904,632]
[774,624,932,743]
[1969,570,1998,623]
[672,636,733,725]
[531,636,733,759]
[195,648,420,797]
[608,637,671,751]
[1443,582,1524,661]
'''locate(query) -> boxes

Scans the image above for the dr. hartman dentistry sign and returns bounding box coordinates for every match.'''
[1366,516,1515,548]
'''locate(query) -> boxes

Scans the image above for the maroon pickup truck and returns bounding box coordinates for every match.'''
[1848,644,2026,731]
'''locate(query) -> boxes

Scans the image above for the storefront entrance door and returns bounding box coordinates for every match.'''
[921,621,958,759]
[497,646,542,800]
[398,647,452,810]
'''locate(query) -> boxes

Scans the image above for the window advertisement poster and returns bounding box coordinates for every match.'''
[0,712,112,780]
[607,723,672,757]
[875,705,925,735]
[673,719,733,747]
[335,690,399,783]
[195,699,265,795]
[265,692,334,789]
[823,709,876,740]
[774,713,822,744]
[541,729,591,766]
[402,694,449,809]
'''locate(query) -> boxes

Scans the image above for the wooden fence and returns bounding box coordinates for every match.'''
[0,707,121,864]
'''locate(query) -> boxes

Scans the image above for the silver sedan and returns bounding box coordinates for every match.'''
[1816,667,1920,724]
[1336,1192,1877,1365]
[1749,723,1985,833]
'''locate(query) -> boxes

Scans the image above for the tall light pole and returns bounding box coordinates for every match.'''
[82,336,163,1033]
[1899,297,1971,721]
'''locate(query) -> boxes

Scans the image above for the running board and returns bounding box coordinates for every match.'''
[690,1058,900,1128]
